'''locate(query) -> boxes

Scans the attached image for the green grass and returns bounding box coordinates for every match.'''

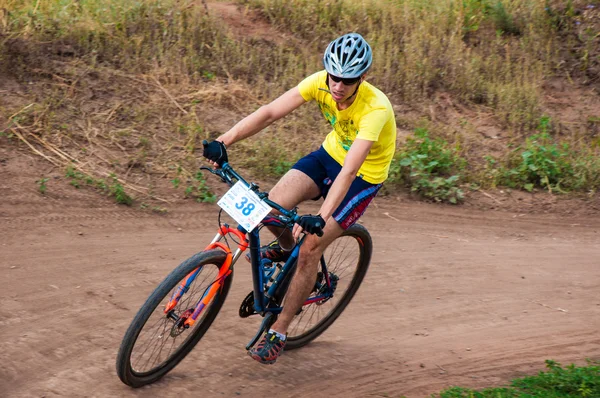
[435,359,600,398]
[65,166,133,205]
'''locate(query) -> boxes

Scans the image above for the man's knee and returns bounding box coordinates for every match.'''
[299,236,322,256]
[297,236,324,269]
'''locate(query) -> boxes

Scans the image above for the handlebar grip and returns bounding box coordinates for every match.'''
[316,230,324,237]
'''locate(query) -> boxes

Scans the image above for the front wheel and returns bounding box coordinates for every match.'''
[285,223,372,350]
[116,249,231,388]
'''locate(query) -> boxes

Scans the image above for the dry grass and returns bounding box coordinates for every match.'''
[1,0,599,203]
[245,0,560,130]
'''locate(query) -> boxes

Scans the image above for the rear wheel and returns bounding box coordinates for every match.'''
[116,249,231,387]
[285,224,372,350]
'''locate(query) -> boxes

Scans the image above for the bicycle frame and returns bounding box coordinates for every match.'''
[116,158,373,387]
[162,163,334,330]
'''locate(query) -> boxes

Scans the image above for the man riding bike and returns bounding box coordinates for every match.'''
[203,32,397,365]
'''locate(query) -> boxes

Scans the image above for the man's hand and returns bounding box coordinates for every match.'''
[202,140,228,167]
[293,214,326,240]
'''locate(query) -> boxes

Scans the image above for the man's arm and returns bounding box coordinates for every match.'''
[216,87,306,147]
[293,138,373,239]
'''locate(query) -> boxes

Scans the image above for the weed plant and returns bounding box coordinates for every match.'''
[36,177,49,194]
[187,171,216,203]
[484,117,600,193]
[65,166,133,205]
[389,128,466,203]
[108,173,133,205]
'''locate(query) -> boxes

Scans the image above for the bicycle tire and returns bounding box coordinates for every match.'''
[284,223,372,350]
[116,249,231,388]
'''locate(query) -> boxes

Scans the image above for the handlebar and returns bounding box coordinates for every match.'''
[200,140,324,237]
[200,163,305,231]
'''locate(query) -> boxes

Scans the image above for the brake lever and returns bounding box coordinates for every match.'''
[199,166,229,184]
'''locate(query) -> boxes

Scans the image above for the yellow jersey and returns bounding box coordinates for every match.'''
[298,70,396,184]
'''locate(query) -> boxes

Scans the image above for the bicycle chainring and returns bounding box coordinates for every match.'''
[239,291,257,318]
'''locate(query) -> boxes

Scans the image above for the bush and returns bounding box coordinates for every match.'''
[488,127,600,193]
[389,128,466,204]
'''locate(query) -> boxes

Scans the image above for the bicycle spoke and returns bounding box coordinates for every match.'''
[290,304,313,335]
[300,304,320,331]
[132,316,170,370]
[135,317,171,371]
[149,322,172,369]
[165,333,180,365]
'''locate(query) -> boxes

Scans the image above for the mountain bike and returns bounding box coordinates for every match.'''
[116,161,373,388]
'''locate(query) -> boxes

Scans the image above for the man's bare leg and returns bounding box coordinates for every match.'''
[248,169,342,364]
[270,219,344,334]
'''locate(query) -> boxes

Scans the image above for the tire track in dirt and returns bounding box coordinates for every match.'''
[0,202,219,232]
[1,188,599,397]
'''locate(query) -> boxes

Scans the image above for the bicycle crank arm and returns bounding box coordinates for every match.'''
[245,312,276,350]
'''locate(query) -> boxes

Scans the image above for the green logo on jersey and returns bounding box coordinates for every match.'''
[317,102,359,152]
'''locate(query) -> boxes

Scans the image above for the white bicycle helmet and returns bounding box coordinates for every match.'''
[323,33,372,78]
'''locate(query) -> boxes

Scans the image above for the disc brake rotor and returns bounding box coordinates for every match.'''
[170,308,194,337]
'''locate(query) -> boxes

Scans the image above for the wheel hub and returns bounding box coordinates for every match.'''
[169,308,193,337]
[315,271,339,305]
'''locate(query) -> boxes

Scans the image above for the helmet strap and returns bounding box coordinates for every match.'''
[324,75,363,101]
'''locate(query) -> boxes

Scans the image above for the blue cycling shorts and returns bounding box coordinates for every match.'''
[291,146,382,230]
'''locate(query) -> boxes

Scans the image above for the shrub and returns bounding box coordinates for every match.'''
[488,124,600,193]
[389,128,466,204]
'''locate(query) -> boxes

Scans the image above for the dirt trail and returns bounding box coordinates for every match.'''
[1,151,599,398]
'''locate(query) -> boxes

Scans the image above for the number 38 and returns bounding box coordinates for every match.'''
[235,196,255,216]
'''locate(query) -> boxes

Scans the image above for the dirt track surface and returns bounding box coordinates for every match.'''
[1,154,600,398]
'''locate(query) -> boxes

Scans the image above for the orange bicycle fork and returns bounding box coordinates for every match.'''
[163,225,248,327]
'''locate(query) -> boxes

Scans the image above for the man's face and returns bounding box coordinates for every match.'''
[327,73,363,103]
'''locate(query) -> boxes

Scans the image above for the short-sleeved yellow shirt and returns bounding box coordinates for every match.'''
[298,70,396,184]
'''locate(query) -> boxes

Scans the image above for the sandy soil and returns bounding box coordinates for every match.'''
[1,148,599,398]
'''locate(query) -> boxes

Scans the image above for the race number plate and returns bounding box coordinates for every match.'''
[217,181,271,232]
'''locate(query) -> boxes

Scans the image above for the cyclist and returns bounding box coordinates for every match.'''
[203,33,397,364]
